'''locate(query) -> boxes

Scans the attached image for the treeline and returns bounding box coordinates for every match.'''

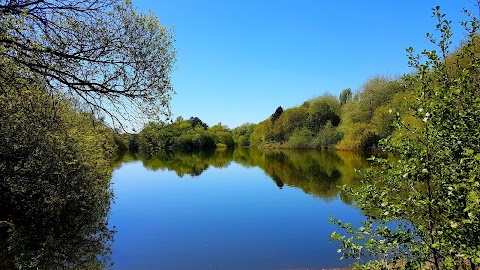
[126,77,410,153]
[120,35,480,156]
[248,76,407,150]
[123,75,406,153]
[246,36,480,151]
[116,117,258,154]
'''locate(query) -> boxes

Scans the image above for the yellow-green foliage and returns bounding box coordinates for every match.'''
[340,76,403,125]
[208,123,234,148]
[137,117,216,154]
[332,9,480,268]
[445,34,480,80]
[285,127,314,148]
[0,77,115,269]
[371,91,413,138]
[311,122,343,149]
[306,94,341,132]
[246,77,406,150]
[336,122,378,150]
[250,94,342,149]
[250,120,270,147]
[232,123,256,147]
[273,105,309,141]
[337,76,404,149]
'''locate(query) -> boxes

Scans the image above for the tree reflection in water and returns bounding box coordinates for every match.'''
[0,175,114,269]
[0,148,371,269]
[116,148,372,203]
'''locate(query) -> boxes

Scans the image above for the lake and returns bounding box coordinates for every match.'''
[109,148,371,270]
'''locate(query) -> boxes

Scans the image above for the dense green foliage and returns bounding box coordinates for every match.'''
[208,123,235,148]
[336,77,404,150]
[2,0,479,269]
[0,0,176,268]
[339,88,353,105]
[331,7,480,270]
[131,82,403,151]
[232,123,257,147]
[0,71,115,269]
[247,87,403,150]
[250,95,335,148]
[125,117,216,154]
[120,118,239,155]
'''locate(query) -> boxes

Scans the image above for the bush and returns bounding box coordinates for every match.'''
[311,122,343,149]
[336,123,378,150]
[173,134,195,151]
[0,79,114,268]
[285,127,314,149]
[232,123,256,147]
[192,133,216,150]
[332,7,480,269]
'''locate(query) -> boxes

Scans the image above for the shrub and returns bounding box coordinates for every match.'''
[285,127,314,149]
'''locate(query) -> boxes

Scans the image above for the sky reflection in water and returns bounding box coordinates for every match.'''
[110,149,370,270]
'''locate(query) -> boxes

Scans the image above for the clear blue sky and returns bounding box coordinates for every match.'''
[133,0,477,129]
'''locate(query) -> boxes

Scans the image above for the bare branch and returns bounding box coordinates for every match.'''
[0,0,176,130]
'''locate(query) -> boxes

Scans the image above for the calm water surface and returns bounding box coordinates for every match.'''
[110,149,371,270]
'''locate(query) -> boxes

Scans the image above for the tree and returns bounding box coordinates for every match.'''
[136,117,218,153]
[339,88,353,105]
[331,7,480,270]
[138,121,175,154]
[337,77,404,150]
[306,95,341,133]
[311,121,343,149]
[0,0,176,129]
[345,76,402,124]
[232,123,256,147]
[271,106,284,123]
[189,117,209,129]
[275,106,309,141]
[250,120,269,147]
[208,123,234,148]
[0,70,115,268]
[285,127,314,149]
